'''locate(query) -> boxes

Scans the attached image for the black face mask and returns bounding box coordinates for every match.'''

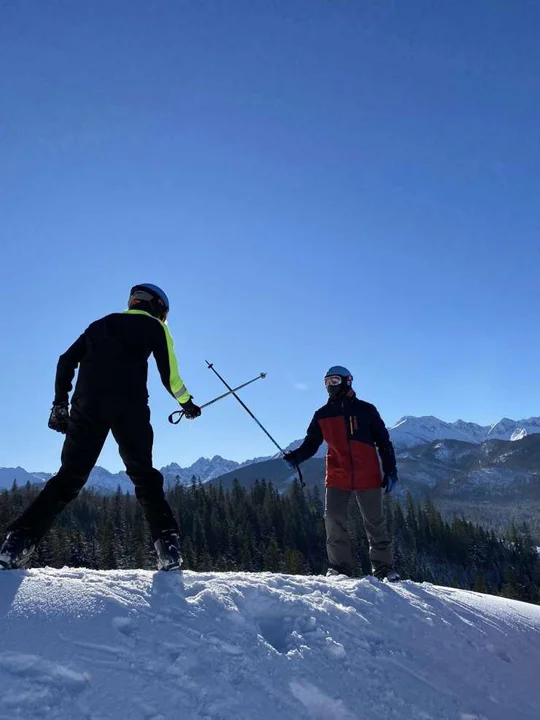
[327,379,347,398]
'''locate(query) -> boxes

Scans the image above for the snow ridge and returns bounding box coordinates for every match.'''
[0,569,539,720]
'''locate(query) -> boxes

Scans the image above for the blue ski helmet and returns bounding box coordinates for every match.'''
[325,366,353,380]
[324,366,353,398]
[129,283,170,321]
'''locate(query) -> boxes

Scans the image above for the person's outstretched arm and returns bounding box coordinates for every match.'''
[284,414,323,467]
[54,333,87,404]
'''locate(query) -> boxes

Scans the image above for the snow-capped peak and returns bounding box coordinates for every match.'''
[487,417,540,442]
[389,416,484,447]
[160,455,241,485]
[390,415,540,448]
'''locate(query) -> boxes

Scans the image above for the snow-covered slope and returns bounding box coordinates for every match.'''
[1,569,539,720]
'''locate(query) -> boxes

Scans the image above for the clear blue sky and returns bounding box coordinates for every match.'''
[1,0,539,472]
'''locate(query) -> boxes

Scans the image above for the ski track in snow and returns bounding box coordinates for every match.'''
[0,569,539,720]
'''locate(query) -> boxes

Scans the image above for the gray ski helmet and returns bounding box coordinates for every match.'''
[324,365,353,397]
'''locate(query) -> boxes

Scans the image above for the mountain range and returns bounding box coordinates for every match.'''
[3,415,540,494]
[391,415,540,446]
[3,416,540,538]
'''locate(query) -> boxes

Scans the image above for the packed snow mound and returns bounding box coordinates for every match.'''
[1,570,539,719]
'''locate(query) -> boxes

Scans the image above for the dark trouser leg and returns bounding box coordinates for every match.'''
[354,487,393,573]
[110,403,178,541]
[8,401,108,543]
[324,487,354,574]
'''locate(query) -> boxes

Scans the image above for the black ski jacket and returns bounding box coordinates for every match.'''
[54,310,190,406]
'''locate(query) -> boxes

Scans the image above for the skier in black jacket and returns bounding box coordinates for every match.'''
[0,283,200,572]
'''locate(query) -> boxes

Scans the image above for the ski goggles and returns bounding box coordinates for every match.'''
[324,375,343,387]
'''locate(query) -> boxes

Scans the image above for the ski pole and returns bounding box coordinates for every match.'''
[205,361,305,487]
[168,373,266,424]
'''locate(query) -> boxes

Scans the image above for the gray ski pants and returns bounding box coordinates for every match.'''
[324,486,393,575]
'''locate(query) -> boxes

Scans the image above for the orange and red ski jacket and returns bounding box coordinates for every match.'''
[294,394,396,491]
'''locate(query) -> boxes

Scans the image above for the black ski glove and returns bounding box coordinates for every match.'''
[283,451,299,470]
[48,402,69,434]
[382,471,398,494]
[180,397,202,420]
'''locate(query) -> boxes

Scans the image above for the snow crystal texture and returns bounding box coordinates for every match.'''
[1,569,539,719]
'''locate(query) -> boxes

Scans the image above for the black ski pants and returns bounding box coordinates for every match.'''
[9,397,178,543]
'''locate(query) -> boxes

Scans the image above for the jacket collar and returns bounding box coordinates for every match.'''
[124,309,161,322]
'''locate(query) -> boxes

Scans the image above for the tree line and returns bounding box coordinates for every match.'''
[1,477,538,604]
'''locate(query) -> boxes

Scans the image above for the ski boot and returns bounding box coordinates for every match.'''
[326,565,353,578]
[154,530,182,572]
[374,565,401,583]
[0,531,36,570]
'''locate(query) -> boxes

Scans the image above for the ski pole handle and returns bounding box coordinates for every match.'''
[168,410,186,425]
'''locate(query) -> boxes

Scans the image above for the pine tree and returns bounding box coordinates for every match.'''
[263,535,282,572]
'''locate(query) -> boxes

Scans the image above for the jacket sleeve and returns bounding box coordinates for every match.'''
[371,407,397,475]
[295,415,324,463]
[152,322,191,404]
[54,333,87,404]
